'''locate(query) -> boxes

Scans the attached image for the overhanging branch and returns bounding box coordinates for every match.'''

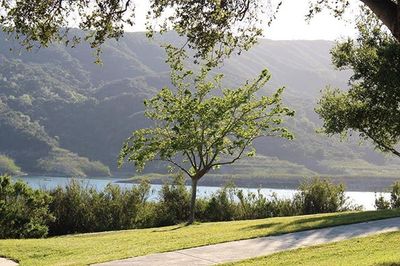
[361,129,400,157]
[360,0,400,41]
[210,138,253,167]
[165,159,194,178]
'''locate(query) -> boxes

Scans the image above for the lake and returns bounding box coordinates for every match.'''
[14,176,390,211]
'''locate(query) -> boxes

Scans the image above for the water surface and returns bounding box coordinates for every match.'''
[15,176,389,210]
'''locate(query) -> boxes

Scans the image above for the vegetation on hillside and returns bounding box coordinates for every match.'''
[0,155,23,175]
[0,32,399,178]
[38,148,111,177]
[0,70,110,176]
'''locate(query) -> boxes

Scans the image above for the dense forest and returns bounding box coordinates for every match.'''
[0,31,399,178]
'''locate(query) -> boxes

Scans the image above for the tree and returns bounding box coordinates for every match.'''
[0,0,267,61]
[316,9,400,157]
[0,0,136,57]
[118,67,294,224]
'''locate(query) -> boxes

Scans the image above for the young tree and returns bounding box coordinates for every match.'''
[316,10,400,157]
[119,67,294,224]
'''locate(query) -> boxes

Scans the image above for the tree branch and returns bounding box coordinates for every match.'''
[360,0,399,41]
[360,129,400,157]
[184,150,197,171]
[210,138,253,167]
[165,159,194,178]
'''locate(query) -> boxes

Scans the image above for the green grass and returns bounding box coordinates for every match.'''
[226,230,400,266]
[1,209,399,266]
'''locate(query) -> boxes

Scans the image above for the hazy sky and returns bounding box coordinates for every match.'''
[133,0,359,41]
[265,0,358,40]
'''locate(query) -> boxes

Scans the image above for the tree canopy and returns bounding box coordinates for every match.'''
[119,66,294,223]
[316,10,400,157]
[1,0,398,61]
[0,0,270,61]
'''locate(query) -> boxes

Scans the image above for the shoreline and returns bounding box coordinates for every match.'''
[15,174,399,192]
[116,176,399,192]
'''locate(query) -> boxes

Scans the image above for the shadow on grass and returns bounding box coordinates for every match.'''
[375,263,400,266]
[240,209,400,235]
[241,222,281,231]
[152,223,191,232]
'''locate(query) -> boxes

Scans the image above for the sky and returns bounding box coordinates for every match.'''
[265,0,358,40]
[132,0,359,41]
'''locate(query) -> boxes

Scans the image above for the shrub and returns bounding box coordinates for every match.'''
[202,183,238,221]
[375,194,390,210]
[375,181,400,210]
[1,175,361,238]
[390,182,400,208]
[236,190,301,219]
[155,173,191,226]
[295,177,351,214]
[236,189,270,219]
[48,179,96,234]
[91,180,151,231]
[48,179,151,235]
[0,175,54,238]
[268,193,301,217]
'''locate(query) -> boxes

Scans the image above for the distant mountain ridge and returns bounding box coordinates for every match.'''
[0,31,398,178]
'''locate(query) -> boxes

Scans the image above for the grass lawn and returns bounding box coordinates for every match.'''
[1,209,400,266]
[226,230,400,266]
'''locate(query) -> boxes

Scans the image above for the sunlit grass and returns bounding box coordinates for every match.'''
[0,209,399,266]
[227,230,400,266]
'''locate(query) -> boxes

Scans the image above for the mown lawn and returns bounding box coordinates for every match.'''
[226,230,400,266]
[1,209,399,266]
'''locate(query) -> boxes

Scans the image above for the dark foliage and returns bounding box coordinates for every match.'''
[0,175,54,238]
[295,177,355,214]
[375,181,400,210]
[155,174,191,226]
[0,175,359,238]
[48,179,151,235]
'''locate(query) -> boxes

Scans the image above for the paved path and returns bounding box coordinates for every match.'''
[95,217,400,266]
[0,258,18,266]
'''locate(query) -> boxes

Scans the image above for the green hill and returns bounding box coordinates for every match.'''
[0,31,398,178]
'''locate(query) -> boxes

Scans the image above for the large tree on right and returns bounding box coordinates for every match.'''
[316,9,400,157]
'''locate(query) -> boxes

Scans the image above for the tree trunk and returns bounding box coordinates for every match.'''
[188,177,198,224]
[360,0,400,41]
[397,0,400,41]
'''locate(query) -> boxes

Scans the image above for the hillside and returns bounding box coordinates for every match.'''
[0,31,399,178]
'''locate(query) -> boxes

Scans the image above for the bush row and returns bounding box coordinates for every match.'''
[0,174,359,239]
[375,181,400,210]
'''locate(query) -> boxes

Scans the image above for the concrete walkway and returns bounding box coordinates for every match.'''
[95,217,400,266]
[0,258,18,266]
